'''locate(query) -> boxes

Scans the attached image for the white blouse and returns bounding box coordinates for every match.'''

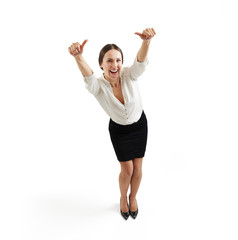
[84,57,149,125]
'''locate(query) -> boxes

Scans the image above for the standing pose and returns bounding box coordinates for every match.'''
[68,28,156,220]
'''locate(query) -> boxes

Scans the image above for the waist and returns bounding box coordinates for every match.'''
[109,111,147,132]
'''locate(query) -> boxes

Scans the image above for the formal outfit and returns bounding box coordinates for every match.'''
[84,57,149,162]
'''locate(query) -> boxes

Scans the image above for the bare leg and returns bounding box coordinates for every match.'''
[129,157,143,211]
[119,160,133,212]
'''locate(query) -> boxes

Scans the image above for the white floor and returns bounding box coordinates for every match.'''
[1,143,238,240]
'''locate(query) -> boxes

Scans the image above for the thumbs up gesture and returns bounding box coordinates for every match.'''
[135,28,156,41]
[68,40,88,57]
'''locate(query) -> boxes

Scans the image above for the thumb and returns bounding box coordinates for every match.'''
[134,32,143,38]
[81,39,88,49]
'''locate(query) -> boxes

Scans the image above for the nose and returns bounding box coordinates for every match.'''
[112,60,118,68]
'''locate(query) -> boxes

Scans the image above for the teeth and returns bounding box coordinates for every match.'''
[110,70,118,73]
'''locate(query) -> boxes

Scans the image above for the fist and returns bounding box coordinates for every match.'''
[68,40,88,57]
[135,28,156,41]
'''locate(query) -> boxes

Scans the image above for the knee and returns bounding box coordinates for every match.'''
[121,167,133,178]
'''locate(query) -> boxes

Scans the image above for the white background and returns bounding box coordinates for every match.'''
[0,0,238,239]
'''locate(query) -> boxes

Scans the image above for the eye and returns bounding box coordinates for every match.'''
[117,59,121,62]
[107,59,112,62]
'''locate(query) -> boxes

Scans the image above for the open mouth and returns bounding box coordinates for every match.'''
[110,69,118,74]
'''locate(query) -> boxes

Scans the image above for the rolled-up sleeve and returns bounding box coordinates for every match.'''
[84,74,100,96]
[127,57,149,80]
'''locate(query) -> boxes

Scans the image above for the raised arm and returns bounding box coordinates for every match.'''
[68,40,93,77]
[135,28,156,62]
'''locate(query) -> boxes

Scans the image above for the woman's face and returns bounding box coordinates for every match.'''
[100,49,122,82]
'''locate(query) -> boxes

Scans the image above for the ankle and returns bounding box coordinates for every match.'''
[121,195,128,200]
[129,194,136,200]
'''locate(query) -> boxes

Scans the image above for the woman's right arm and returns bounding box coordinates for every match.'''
[68,40,100,96]
[68,40,93,77]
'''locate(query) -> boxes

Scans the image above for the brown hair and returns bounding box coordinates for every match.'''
[98,44,124,70]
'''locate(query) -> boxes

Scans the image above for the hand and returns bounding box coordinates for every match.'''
[135,28,156,41]
[68,40,88,57]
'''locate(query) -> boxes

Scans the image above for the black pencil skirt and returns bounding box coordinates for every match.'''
[108,111,148,162]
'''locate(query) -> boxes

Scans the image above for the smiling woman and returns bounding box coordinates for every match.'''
[99,44,124,70]
[100,48,123,86]
[68,28,156,220]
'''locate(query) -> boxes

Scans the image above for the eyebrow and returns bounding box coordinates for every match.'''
[107,58,121,60]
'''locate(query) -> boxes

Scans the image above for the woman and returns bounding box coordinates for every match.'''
[68,28,156,220]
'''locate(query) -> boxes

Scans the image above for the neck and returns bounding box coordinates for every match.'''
[104,74,120,88]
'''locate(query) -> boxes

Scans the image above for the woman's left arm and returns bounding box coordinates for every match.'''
[135,28,156,62]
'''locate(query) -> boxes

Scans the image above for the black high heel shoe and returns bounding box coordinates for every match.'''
[129,194,138,219]
[120,199,130,220]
